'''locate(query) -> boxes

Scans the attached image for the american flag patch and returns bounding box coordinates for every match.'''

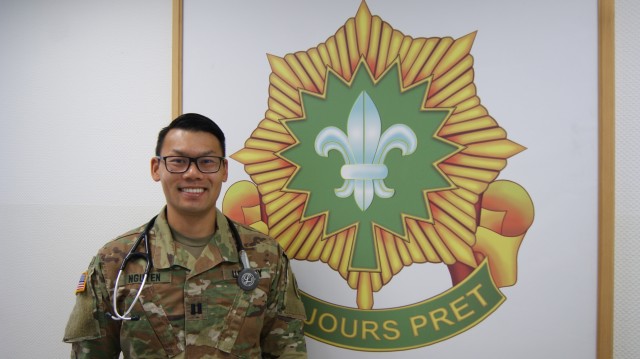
[75,271,88,294]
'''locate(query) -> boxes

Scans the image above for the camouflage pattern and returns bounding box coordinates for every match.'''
[64,208,307,358]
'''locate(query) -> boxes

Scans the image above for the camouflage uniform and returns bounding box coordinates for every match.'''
[63,208,307,358]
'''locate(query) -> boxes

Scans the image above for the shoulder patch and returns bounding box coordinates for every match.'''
[75,271,88,294]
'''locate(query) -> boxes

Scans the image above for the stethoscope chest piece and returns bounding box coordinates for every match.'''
[228,217,261,292]
[237,267,260,291]
[237,249,259,291]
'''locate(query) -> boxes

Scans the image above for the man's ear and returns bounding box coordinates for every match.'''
[151,157,161,182]
[222,159,229,182]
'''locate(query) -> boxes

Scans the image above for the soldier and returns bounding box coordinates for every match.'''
[63,113,307,358]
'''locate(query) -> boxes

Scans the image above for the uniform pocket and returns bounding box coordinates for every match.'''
[117,270,183,357]
[215,270,270,356]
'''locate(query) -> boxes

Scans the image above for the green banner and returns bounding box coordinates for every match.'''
[301,260,505,351]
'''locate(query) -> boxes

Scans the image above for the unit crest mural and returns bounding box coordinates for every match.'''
[222,2,534,351]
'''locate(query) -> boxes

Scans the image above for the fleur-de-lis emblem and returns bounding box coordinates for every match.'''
[315,91,418,211]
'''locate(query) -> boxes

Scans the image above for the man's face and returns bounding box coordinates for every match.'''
[151,129,228,221]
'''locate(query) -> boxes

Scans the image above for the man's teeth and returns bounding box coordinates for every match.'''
[182,188,204,193]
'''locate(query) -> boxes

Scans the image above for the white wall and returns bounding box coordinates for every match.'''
[0,1,171,358]
[614,0,640,357]
[0,0,636,358]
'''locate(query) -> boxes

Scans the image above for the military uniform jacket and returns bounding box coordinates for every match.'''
[64,208,307,358]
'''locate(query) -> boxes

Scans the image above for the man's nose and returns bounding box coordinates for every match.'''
[183,161,202,177]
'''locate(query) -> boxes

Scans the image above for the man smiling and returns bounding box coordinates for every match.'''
[152,122,228,235]
[63,113,308,358]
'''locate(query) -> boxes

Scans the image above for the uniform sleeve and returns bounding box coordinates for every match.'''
[260,250,308,358]
[63,256,121,359]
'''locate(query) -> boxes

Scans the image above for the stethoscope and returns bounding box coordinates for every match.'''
[106,215,260,321]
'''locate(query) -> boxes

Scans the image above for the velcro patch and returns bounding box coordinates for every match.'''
[225,268,269,280]
[124,271,172,285]
[75,271,88,294]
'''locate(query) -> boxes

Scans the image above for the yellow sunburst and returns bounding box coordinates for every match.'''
[231,2,524,309]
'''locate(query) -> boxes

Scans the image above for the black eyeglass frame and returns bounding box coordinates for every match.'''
[156,155,226,174]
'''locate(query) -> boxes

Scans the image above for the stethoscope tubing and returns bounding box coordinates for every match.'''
[107,215,258,321]
[107,216,156,321]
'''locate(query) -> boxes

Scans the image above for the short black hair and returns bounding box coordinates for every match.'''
[155,113,226,156]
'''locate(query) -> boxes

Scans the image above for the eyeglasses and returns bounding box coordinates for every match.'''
[157,155,225,173]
